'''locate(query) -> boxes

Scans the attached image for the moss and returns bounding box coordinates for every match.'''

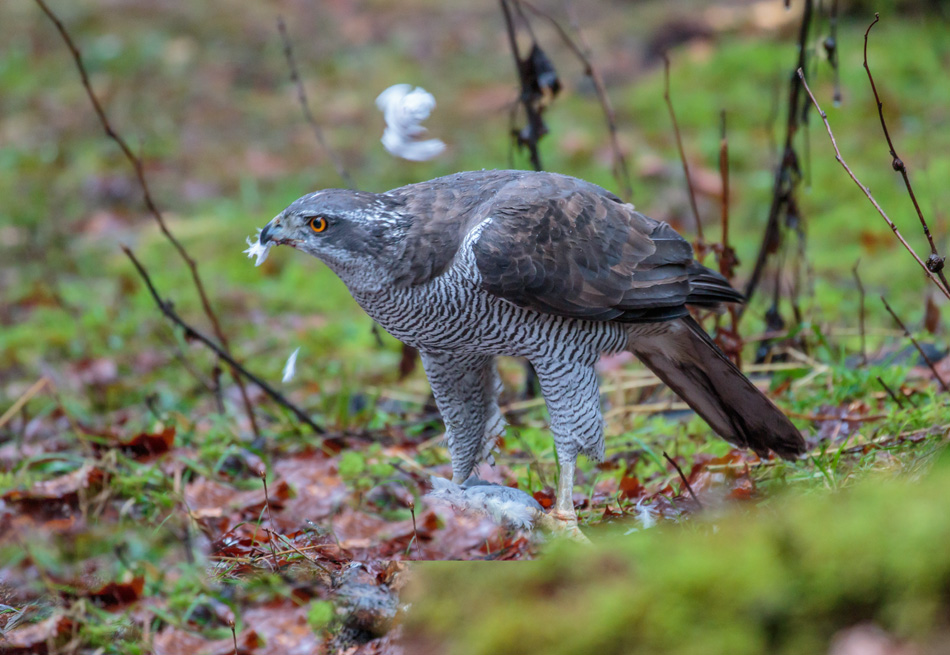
[406,450,950,654]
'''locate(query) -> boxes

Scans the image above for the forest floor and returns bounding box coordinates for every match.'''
[3,0,950,653]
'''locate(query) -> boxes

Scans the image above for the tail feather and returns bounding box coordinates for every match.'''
[628,316,804,459]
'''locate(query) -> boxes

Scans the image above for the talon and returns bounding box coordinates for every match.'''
[536,511,591,543]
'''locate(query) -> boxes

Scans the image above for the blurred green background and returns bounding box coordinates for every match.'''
[3,0,950,408]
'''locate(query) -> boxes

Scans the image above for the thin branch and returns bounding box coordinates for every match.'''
[521,0,633,200]
[500,0,543,171]
[122,245,326,434]
[852,259,867,366]
[876,376,905,410]
[35,0,260,436]
[714,110,742,365]
[406,499,420,558]
[662,55,705,252]
[744,0,813,306]
[797,69,950,300]
[662,451,703,509]
[719,110,731,263]
[881,295,949,393]
[825,0,841,106]
[260,470,281,571]
[863,14,949,292]
[0,378,49,430]
[276,17,355,189]
[263,528,333,576]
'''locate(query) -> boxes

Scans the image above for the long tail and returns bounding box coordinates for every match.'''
[628,316,805,459]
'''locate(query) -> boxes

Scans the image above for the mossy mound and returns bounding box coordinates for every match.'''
[405,450,950,654]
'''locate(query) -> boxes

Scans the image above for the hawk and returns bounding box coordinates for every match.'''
[259,170,805,534]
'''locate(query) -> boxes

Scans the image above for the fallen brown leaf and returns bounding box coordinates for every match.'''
[1,614,73,654]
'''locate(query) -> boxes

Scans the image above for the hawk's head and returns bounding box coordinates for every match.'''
[260,189,406,281]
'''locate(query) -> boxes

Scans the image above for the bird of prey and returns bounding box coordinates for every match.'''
[258,170,805,534]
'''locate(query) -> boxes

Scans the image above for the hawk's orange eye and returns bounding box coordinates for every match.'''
[309,217,328,233]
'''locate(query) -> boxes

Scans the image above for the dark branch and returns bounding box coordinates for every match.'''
[122,246,326,434]
[662,55,705,253]
[880,295,949,393]
[825,0,841,105]
[852,259,867,366]
[276,17,356,190]
[876,376,904,410]
[744,0,813,306]
[35,0,260,436]
[663,451,703,510]
[521,0,633,200]
[713,110,742,365]
[501,0,543,171]
[863,14,949,292]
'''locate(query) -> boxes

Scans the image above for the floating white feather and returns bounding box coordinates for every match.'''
[282,347,300,383]
[376,84,446,161]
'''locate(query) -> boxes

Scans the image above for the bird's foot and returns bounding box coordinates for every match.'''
[535,510,591,543]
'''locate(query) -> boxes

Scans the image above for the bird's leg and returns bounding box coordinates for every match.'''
[551,457,578,523]
[529,358,603,543]
[419,351,499,487]
[532,455,589,542]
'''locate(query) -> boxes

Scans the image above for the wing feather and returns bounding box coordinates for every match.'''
[471,172,739,322]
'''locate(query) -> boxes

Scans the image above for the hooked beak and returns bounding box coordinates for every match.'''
[259,219,278,245]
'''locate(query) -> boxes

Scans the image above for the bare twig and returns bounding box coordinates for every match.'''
[852,259,867,366]
[276,17,355,189]
[122,245,326,434]
[260,469,280,571]
[229,619,238,655]
[0,378,49,430]
[703,424,947,472]
[662,55,705,253]
[744,0,814,306]
[263,528,333,576]
[714,110,742,365]
[520,0,633,200]
[881,295,949,393]
[718,111,731,267]
[863,14,949,293]
[35,0,260,437]
[787,411,886,423]
[662,451,703,509]
[406,499,420,558]
[825,0,842,105]
[797,69,950,300]
[876,376,905,409]
[501,0,543,171]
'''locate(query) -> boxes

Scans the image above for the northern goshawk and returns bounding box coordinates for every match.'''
[259,170,805,532]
